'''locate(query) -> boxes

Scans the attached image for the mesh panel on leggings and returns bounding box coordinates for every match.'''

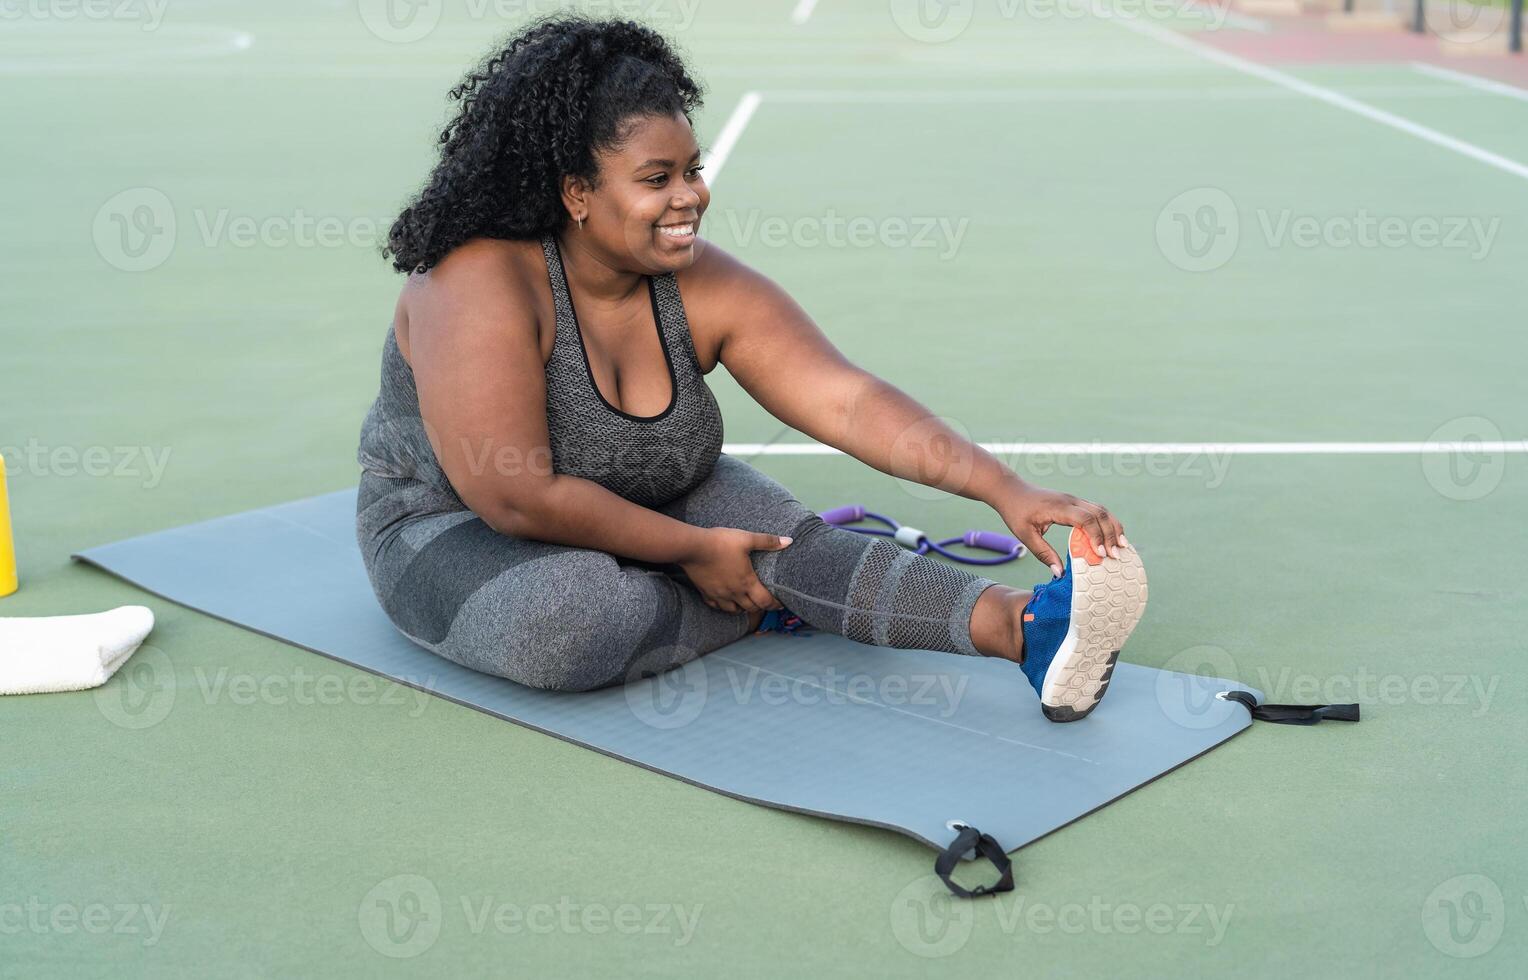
[843,539,983,651]
[844,539,899,644]
[885,555,972,651]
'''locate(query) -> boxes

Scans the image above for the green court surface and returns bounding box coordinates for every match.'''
[3,2,1526,976]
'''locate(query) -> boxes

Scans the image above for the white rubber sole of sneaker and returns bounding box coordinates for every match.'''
[1039,528,1149,722]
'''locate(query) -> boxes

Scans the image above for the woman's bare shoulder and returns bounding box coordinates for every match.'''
[394,238,551,362]
[677,238,760,287]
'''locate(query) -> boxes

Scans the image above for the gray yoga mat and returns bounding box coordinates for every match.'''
[74,489,1257,865]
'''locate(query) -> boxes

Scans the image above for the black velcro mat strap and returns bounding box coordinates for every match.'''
[1221,690,1361,726]
[934,825,1015,899]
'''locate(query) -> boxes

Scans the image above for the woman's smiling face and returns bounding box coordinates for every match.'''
[567,111,709,274]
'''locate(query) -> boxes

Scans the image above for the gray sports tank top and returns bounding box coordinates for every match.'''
[538,234,724,507]
[356,236,724,511]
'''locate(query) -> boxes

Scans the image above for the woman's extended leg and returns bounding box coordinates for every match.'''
[356,460,1028,696]
[659,454,1151,723]
[654,454,1027,661]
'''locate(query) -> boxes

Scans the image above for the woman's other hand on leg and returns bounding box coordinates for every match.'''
[677,527,791,614]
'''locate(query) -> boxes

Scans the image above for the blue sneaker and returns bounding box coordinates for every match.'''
[755,608,814,636]
[1020,527,1148,722]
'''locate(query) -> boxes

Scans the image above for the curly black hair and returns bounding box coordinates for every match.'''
[383,15,705,274]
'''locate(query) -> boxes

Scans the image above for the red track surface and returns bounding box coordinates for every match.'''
[1188,3,1528,85]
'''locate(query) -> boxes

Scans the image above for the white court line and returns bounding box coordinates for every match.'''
[701,91,762,188]
[1109,17,1528,182]
[0,27,253,73]
[763,85,1479,103]
[1412,62,1528,103]
[789,0,820,25]
[722,441,1528,456]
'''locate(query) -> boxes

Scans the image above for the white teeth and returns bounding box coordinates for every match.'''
[657,224,694,238]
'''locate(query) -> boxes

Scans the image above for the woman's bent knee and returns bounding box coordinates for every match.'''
[458,561,661,692]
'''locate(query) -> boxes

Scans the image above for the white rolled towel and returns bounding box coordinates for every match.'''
[0,605,156,695]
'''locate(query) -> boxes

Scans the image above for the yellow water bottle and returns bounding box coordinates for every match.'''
[0,454,16,597]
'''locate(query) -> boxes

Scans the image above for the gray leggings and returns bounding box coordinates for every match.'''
[357,454,999,692]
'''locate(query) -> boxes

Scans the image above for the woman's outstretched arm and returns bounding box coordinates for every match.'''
[688,243,1126,575]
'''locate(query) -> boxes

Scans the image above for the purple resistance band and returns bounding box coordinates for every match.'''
[817,505,1026,566]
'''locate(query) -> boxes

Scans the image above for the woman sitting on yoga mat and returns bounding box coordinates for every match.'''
[356,14,1146,721]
